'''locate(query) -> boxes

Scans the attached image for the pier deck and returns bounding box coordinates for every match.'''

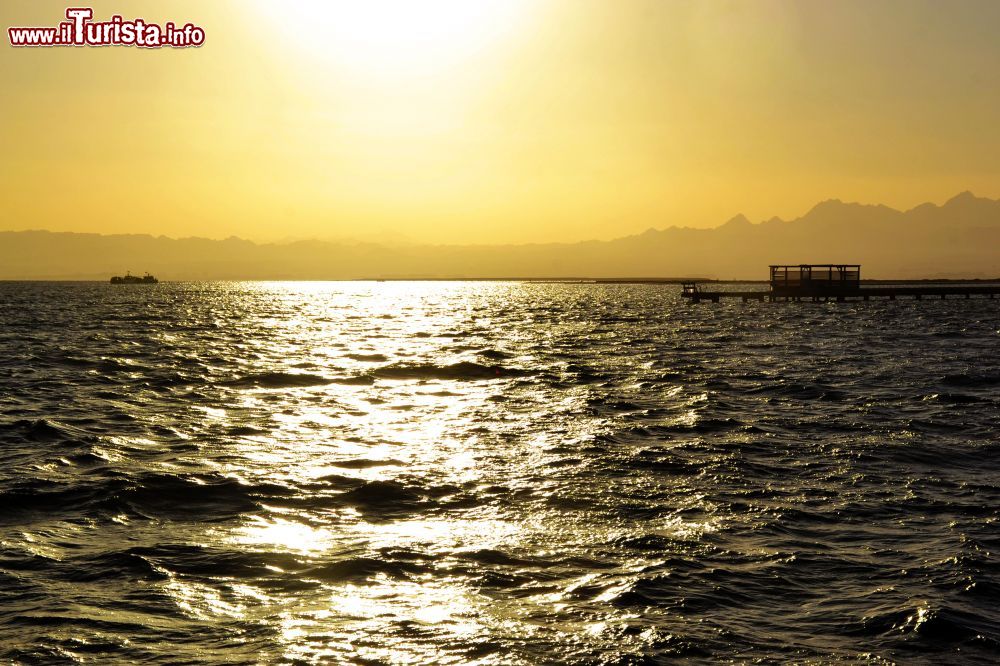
[682,284,1000,303]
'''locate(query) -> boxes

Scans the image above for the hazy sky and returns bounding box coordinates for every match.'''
[2,0,998,244]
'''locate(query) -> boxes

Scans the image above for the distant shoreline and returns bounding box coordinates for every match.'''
[3,192,999,282]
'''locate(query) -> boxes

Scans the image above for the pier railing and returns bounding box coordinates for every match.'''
[769,264,860,292]
[681,282,700,297]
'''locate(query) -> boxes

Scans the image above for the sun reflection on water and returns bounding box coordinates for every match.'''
[232,516,337,555]
[144,282,700,663]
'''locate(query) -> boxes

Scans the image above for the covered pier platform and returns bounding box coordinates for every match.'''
[681,264,1000,303]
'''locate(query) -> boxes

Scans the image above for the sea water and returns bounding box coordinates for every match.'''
[1,281,999,663]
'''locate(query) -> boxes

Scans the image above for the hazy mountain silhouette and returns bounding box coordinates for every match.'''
[2,192,998,280]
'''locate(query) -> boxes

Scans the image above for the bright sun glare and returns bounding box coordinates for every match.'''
[254,0,529,77]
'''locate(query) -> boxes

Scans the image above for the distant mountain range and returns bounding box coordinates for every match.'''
[2,192,999,280]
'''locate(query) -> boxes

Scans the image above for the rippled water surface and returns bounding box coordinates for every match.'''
[2,281,1000,664]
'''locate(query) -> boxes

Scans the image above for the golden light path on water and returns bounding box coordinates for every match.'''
[145,281,715,664]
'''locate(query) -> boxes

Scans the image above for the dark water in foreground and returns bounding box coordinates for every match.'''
[1,281,999,664]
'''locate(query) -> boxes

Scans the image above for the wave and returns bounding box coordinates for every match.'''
[847,604,995,645]
[477,349,511,360]
[117,543,304,579]
[305,557,424,583]
[345,353,388,362]
[116,472,288,520]
[941,372,1000,388]
[328,458,403,469]
[220,372,335,388]
[227,425,269,436]
[372,361,529,381]
[337,480,423,507]
[925,392,984,404]
[0,472,291,522]
[0,418,96,444]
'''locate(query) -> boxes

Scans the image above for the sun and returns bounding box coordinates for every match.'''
[252,0,530,79]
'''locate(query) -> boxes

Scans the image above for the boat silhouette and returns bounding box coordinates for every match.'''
[110,272,158,284]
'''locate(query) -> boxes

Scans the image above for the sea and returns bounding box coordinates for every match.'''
[1,281,999,664]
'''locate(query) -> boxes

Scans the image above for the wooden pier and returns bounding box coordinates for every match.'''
[681,264,1000,303]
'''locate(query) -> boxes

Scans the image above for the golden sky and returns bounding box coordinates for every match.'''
[2,0,999,244]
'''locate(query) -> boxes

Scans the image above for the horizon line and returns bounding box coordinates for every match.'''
[5,277,1000,284]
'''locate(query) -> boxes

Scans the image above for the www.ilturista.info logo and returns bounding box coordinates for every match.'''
[8,7,204,48]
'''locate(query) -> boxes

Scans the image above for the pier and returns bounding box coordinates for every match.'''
[681,264,1000,303]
